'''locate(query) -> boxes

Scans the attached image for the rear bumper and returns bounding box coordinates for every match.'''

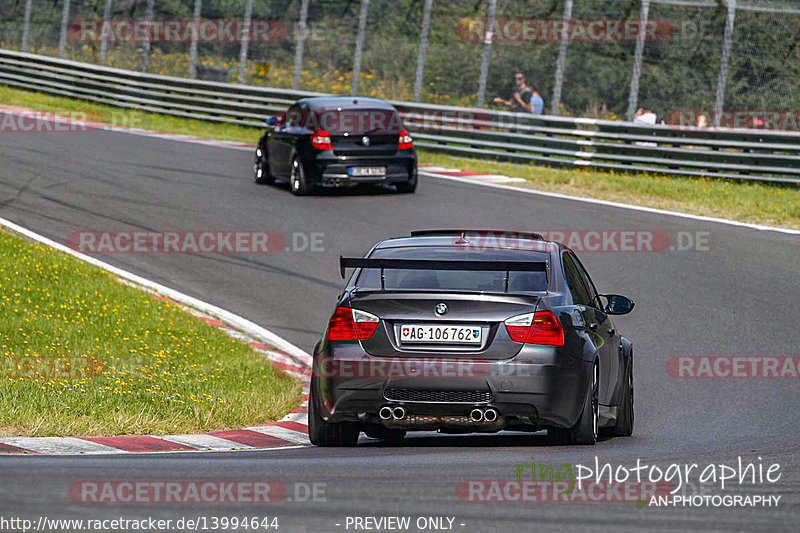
[303,151,417,187]
[312,344,592,431]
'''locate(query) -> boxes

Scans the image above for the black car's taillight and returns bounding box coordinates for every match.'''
[397,130,413,150]
[311,130,333,150]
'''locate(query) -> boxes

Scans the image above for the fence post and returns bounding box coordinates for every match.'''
[351,0,370,96]
[21,0,33,52]
[237,0,254,83]
[714,0,737,123]
[98,0,113,65]
[625,0,650,121]
[293,0,310,90]
[550,0,573,115]
[476,0,497,108]
[139,0,154,73]
[58,0,72,59]
[188,0,202,78]
[413,0,433,102]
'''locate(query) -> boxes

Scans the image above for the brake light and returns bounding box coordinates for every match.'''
[397,130,413,150]
[326,307,379,341]
[311,129,332,150]
[504,311,564,346]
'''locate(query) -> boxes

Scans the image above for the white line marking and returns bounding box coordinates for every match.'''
[0,217,312,360]
[0,437,127,455]
[420,171,800,236]
[159,434,255,451]
[280,412,309,425]
[246,426,310,445]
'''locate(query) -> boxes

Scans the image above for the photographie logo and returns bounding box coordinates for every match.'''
[67,231,324,254]
[455,18,674,43]
[68,20,286,43]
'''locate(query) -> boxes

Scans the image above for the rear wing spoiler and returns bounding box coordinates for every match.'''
[339,256,547,291]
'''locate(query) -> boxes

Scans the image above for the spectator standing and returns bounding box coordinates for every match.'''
[493,71,532,112]
[529,89,544,115]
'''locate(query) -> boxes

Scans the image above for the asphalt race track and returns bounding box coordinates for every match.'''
[1,123,799,532]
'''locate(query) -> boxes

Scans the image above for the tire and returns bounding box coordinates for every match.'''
[612,355,634,437]
[289,156,313,196]
[308,381,359,447]
[363,424,406,442]
[395,171,417,194]
[253,146,274,185]
[549,362,599,445]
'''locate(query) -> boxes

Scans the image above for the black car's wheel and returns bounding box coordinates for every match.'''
[363,424,406,442]
[395,171,417,194]
[308,381,359,447]
[549,362,598,445]
[612,355,634,437]
[289,156,313,196]
[253,146,274,185]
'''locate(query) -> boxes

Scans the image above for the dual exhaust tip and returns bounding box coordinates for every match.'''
[379,405,499,423]
[379,405,406,420]
[470,408,499,422]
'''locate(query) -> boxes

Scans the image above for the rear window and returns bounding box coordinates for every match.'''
[283,107,403,133]
[315,108,404,134]
[355,247,549,293]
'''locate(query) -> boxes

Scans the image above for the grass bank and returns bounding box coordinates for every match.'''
[0,227,301,437]
[1,85,798,229]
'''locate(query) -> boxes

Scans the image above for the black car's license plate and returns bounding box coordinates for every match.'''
[349,166,386,177]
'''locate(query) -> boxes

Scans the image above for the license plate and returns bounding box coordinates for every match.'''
[399,325,482,344]
[349,166,385,177]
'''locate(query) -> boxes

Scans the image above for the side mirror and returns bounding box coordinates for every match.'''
[266,116,278,127]
[603,294,635,315]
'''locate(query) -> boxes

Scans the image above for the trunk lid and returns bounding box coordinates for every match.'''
[349,291,538,360]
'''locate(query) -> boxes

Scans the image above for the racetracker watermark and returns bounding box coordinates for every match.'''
[70,481,326,504]
[1,355,101,380]
[455,18,674,42]
[398,109,491,131]
[68,20,286,43]
[667,110,800,131]
[0,110,102,132]
[450,231,709,253]
[666,356,800,378]
[456,480,674,502]
[67,231,324,254]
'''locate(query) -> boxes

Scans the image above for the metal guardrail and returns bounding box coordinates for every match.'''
[1,49,799,185]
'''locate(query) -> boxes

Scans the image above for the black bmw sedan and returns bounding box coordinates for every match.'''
[254,97,417,195]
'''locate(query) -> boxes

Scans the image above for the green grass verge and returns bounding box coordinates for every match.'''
[420,153,800,230]
[2,84,798,229]
[0,85,256,144]
[0,227,302,437]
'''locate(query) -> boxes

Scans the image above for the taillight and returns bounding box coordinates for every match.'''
[397,130,413,150]
[326,307,379,341]
[311,130,332,150]
[504,311,564,346]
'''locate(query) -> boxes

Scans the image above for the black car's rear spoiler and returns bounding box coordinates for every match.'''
[339,257,547,291]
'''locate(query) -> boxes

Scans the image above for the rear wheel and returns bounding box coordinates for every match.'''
[395,171,417,194]
[253,146,274,185]
[308,381,359,447]
[612,355,634,437]
[289,156,313,196]
[549,362,598,445]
